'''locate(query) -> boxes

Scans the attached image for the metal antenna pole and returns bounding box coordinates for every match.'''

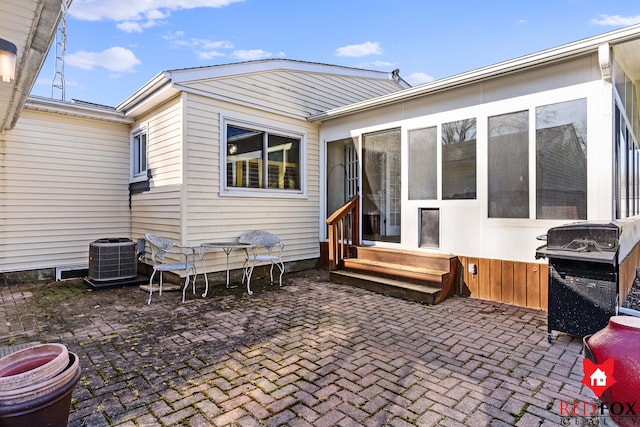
[51,1,71,100]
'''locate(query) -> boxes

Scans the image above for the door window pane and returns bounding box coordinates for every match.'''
[488,111,529,218]
[362,128,401,243]
[442,118,476,199]
[409,127,437,200]
[536,99,587,219]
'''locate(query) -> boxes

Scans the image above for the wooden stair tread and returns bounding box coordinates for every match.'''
[344,258,448,277]
[331,270,441,294]
[357,246,456,259]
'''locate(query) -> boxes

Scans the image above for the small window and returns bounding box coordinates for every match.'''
[131,126,147,182]
[419,208,440,248]
[225,122,302,193]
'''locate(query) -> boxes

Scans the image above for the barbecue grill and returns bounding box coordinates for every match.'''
[536,221,619,343]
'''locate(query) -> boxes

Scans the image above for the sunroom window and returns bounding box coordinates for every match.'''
[536,98,587,219]
[225,123,301,192]
[488,111,529,218]
[442,118,477,199]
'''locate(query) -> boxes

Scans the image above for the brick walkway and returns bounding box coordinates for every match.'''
[0,269,596,426]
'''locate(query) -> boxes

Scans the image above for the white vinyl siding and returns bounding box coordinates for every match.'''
[0,109,130,272]
[181,70,403,119]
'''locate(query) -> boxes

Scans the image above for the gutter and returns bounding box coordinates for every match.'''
[24,96,133,124]
[1,0,66,132]
[309,23,640,122]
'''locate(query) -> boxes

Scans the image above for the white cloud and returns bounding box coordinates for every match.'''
[162,34,234,59]
[34,77,79,88]
[231,49,273,60]
[66,47,142,72]
[69,0,244,31]
[199,50,227,60]
[192,39,234,50]
[116,21,150,33]
[162,31,185,40]
[363,60,396,68]
[336,41,382,57]
[590,14,640,26]
[405,72,435,86]
[517,19,527,24]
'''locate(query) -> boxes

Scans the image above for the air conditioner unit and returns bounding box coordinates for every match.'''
[88,238,137,281]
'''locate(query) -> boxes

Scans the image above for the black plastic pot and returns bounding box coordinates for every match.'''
[0,353,81,427]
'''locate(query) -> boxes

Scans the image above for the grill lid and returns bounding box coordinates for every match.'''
[535,221,619,264]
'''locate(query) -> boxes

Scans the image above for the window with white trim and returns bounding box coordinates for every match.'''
[131,126,147,181]
[224,122,302,193]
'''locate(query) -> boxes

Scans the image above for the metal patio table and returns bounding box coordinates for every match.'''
[199,242,253,297]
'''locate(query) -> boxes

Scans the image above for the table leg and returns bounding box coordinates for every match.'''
[201,250,209,297]
[225,249,230,287]
[223,248,236,288]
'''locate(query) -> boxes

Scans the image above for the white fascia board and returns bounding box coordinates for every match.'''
[118,83,180,118]
[116,71,172,113]
[309,23,640,122]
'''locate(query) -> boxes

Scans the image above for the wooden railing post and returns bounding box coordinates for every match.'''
[326,195,360,271]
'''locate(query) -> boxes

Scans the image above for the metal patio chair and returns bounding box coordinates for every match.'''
[238,230,285,295]
[145,233,197,304]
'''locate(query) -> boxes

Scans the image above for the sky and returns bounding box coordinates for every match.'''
[28,0,640,107]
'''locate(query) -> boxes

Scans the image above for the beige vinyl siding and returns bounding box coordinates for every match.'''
[131,186,182,240]
[143,97,184,187]
[0,109,130,272]
[181,70,403,119]
[184,93,321,273]
[130,96,185,244]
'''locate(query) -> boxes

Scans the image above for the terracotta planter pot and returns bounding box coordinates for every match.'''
[0,343,69,391]
[584,316,640,427]
[0,352,81,427]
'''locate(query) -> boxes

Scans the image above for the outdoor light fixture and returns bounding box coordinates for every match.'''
[0,38,17,83]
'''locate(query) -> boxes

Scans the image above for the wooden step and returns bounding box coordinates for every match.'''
[343,258,448,286]
[355,246,456,271]
[330,270,441,305]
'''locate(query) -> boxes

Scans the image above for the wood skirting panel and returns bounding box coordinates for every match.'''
[619,241,640,305]
[459,256,548,311]
[319,241,329,270]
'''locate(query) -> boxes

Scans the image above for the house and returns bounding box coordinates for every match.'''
[116,60,409,278]
[3,2,640,311]
[590,368,607,387]
[0,23,409,282]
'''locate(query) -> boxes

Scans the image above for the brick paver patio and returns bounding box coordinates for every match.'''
[0,269,597,426]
